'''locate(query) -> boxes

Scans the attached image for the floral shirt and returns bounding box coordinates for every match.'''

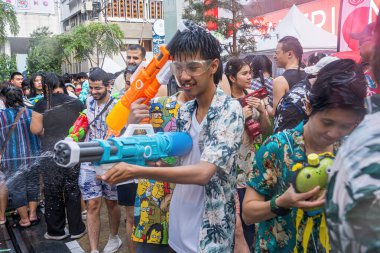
[132,95,180,245]
[247,122,339,253]
[326,95,380,253]
[176,87,244,253]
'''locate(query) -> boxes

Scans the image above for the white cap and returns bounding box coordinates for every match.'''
[304,56,340,76]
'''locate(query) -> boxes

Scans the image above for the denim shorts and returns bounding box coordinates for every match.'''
[78,165,118,201]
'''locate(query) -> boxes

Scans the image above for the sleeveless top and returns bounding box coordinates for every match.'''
[282,69,307,89]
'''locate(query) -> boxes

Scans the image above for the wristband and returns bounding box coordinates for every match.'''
[270,196,291,216]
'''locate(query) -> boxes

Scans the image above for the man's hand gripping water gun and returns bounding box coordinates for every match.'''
[105,20,194,137]
[54,125,192,184]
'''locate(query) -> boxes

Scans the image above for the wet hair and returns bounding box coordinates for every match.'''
[169,21,222,83]
[29,73,44,97]
[250,55,272,78]
[4,86,24,108]
[224,57,250,86]
[278,36,303,71]
[308,59,367,116]
[89,68,110,87]
[372,14,380,84]
[146,223,164,244]
[10,72,23,80]
[127,44,146,58]
[42,72,68,109]
[307,52,327,67]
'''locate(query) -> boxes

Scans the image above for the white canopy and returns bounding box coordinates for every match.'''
[255,5,337,53]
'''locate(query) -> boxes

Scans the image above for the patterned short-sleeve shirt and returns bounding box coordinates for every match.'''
[247,122,339,253]
[176,87,244,253]
[326,95,380,253]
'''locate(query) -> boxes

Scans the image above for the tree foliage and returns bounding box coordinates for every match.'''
[26,27,63,74]
[0,54,16,82]
[0,2,19,45]
[58,22,125,68]
[183,0,271,56]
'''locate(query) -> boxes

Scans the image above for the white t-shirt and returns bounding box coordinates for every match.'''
[169,111,205,253]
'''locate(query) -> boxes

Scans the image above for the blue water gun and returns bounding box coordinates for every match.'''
[54,125,192,174]
[28,94,43,105]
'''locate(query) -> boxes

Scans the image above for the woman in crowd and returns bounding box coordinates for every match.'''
[249,55,274,116]
[242,59,367,253]
[29,73,44,98]
[225,57,271,252]
[31,72,86,240]
[0,87,40,227]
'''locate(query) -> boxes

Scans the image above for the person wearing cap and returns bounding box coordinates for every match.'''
[350,22,379,95]
[273,56,339,133]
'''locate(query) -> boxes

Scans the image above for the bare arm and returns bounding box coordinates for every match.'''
[242,185,325,225]
[271,76,288,117]
[30,111,44,136]
[102,161,217,186]
[219,74,231,96]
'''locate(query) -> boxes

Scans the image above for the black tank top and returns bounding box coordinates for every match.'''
[282,69,307,89]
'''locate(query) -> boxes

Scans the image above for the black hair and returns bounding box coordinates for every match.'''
[307,52,327,66]
[89,68,110,87]
[0,81,10,97]
[278,36,303,72]
[4,86,24,108]
[21,79,29,90]
[251,55,272,78]
[169,22,222,84]
[214,60,223,85]
[372,14,380,84]
[127,44,146,58]
[62,73,72,84]
[77,72,88,79]
[146,223,164,244]
[10,72,23,80]
[29,73,44,97]
[224,57,250,86]
[308,59,367,116]
[42,72,68,109]
[243,55,256,66]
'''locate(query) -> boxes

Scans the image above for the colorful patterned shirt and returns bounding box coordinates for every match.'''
[251,76,274,106]
[132,94,180,245]
[0,107,40,171]
[175,88,244,252]
[247,122,339,253]
[326,95,380,253]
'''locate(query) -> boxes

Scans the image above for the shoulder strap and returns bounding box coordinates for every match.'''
[0,107,26,156]
[88,97,114,126]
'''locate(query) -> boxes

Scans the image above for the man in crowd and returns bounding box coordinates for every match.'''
[102,23,244,252]
[78,68,122,253]
[112,44,146,95]
[10,72,33,107]
[270,36,307,120]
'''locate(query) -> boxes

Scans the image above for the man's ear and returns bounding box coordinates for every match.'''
[210,58,220,75]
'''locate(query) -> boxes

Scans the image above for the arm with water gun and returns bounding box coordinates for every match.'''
[67,109,88,142]
[105,20,194,137]
[55,124,192,181]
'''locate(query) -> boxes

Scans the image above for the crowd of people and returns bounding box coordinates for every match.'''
[0,16,379,253]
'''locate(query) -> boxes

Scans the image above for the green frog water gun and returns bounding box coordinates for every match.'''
[292,152,334,194]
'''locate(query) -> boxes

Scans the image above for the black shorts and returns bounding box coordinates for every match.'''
[117,182,138,206]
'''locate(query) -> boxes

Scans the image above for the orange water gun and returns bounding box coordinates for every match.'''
[68,110,88,142]
[106,20,191,137]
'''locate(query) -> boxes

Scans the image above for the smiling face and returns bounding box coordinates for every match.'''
[306,108,361,147]
[171,53,219,98]
[89,80,110,102]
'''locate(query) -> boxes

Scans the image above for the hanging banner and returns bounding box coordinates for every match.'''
[4,0,55,14]
[152,19,165,56]
[338,0,379,51]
